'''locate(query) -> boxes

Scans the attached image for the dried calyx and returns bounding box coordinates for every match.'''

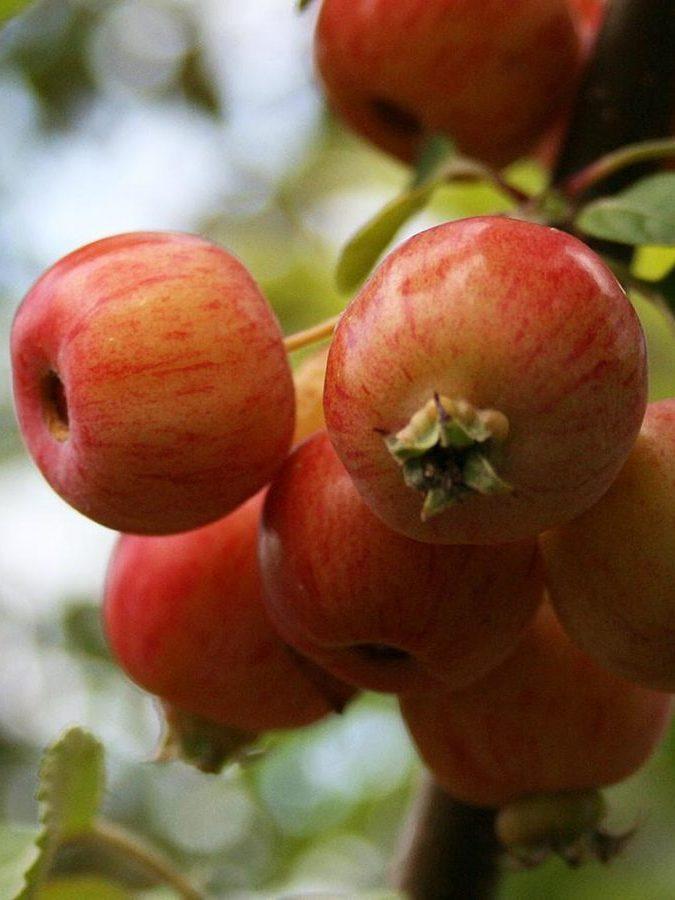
[496,789,635,868]
[384,394,511,520]
[155,703,258,774]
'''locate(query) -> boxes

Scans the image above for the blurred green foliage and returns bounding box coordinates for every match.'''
[0,1,674,898]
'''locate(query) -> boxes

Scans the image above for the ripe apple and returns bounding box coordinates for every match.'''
[104,491,353,732]
[324,217,647,544]
[315,0,582,167]
[11,232,295,534]
[401,604,671,808]
[542,399,675,691]
[259,431,542,694]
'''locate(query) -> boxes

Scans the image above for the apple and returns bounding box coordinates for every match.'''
[315,0,581,167]
[104,491,354,733]
[542,399,675,692]
[259,431,542,694]
[323,217,647,544]
[401,604,671,808]
[11,232,295,534]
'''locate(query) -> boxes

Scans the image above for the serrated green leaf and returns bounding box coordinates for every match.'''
[336,183,435,293]
[36,876,129,900]
[0,825,40,900]
[575,173,675,246]
[0,0,34,24]
[19,729,106,899]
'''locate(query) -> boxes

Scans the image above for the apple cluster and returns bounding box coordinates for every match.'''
[10,214,674,858]
[9,0,673,864]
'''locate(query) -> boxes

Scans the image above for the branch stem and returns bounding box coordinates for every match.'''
[393,777,501,900]
[283,314,341,354]
[90,820,204,900]
[563,138,675,199]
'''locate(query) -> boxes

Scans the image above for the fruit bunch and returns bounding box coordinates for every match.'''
[9,0,675,878]
[11,211,673,859]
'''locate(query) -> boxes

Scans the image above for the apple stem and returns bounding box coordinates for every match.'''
[283,313,341,354]
[392,777,501,899]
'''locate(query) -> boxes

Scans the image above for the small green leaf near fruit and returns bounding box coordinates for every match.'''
[575,173,675,246]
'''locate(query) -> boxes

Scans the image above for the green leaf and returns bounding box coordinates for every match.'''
[20,729,106,898]
[0,0,34,25]
[36,877,129,900]
[296,0,315,9]
[0,826,40,900]
[336,183,435,293]
[62,602,112,662]
[336,151,496,293]
[575,173,675,246]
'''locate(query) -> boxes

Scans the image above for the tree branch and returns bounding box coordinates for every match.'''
[393,777,501,900]
[554,0,675,192]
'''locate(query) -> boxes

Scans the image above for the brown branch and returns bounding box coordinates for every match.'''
[393,777,501,900]
[554,0,675,192]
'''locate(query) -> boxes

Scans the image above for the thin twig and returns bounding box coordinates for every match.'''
[90,820,204,900]
[284,313,341,353]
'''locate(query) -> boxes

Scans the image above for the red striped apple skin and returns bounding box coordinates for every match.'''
[11,232,295,534]
[259,431,542,695]
[104,492,353,731]
[401,605,671,808]
[324,217,647,545]
[543,400,675,692]
[315,0,581,167]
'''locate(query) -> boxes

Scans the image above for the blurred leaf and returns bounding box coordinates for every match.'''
[655,266,675,315]
[62,602,111,663]
[336,183,435,293]
[36,876,129,899]
[336,153,505,293]
[0,826,40,900]
[19,729,105,898]
[576,173,675,246]
[633,245,675,281]
[297,0,315,8]
[0,0,34,25]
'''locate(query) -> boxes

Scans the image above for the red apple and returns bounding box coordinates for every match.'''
[324,217,647,545]
[401,604,671,808]
[542,399,675,692]
[315,0,582,168]
[259,431,542,695]
[104,491,353,732]
[11,232,295,534]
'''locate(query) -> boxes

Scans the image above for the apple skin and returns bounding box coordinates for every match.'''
[104,491,353,732]
[11,232,295,534]
[401,604,671,808]
[258,431,543,695]
[315,0,581,168]
[542,400,675,692]
[569,0,606,46]
[324,217,647,545]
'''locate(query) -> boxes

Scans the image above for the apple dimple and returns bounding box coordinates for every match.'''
[41,370,69,442]
[369,98,423,136]
[351,643,411,663]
